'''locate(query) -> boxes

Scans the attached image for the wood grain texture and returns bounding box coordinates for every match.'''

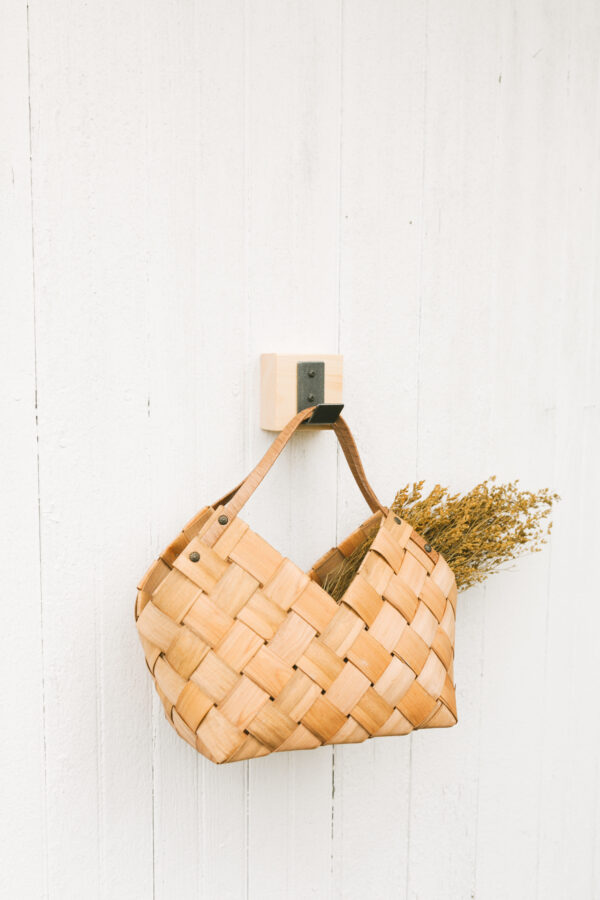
[3,0,599,897]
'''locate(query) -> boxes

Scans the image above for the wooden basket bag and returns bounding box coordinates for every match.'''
[135,406,458,764]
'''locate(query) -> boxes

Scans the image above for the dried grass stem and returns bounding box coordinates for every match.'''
[323,478,559,601]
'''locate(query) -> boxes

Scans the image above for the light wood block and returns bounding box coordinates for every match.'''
[260,352,343,430]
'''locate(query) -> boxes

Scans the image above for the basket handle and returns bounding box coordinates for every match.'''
[214,406,388,521]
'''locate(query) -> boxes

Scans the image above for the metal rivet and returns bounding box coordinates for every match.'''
[189,551,200,562]
[308,369,316,377]
[307,393,315,402]
[425,543,432,553]
[394,515,402,525]
[218,514,229,525]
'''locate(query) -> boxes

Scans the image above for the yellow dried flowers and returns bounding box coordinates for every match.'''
[323,478,559,601]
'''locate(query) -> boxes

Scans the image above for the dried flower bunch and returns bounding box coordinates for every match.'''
[323,478,559,601]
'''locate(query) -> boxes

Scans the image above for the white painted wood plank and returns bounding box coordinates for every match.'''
[243,2,342,897]
[333,2,428,897]
[138,3,248,898]
[27,1,156,894]
[0,3,46,897]
[533,1,600,894]
[189,5,250,897]
[142,3,249,898]
[472,1,599,897]
[404,1,501,896]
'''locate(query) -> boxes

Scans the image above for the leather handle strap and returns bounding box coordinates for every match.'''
[216,406,387,520]
[332,415,389,517]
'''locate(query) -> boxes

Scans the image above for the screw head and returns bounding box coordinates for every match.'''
[218,514,229,525]
[394,515,402,525]
[189,551,200,562]
[307,393,315,402]
[308,369,316,377]
[424,543,432,553]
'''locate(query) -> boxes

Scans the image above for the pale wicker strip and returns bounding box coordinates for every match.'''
[135,408,458,764]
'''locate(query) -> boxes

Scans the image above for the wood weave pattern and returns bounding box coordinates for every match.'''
[135,504,458,764]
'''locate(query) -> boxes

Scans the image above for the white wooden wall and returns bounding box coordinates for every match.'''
[3,1,599,897]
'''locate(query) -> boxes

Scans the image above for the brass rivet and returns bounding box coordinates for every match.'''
[218,514,229,525]
[394,516,402,525]
[425,543,432,553]
[189,551,200,562]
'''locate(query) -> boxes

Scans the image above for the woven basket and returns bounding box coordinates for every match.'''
[135,406,458,764]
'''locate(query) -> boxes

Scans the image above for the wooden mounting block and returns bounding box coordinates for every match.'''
[260,353,343,431]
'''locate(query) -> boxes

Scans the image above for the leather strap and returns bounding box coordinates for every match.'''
[215,406,388,520]
[212,479,245,509]
[332,415,389,516]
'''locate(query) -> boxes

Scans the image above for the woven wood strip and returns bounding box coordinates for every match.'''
[136,505,458,764]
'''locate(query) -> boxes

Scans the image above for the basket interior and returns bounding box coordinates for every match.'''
[307,509,384,593]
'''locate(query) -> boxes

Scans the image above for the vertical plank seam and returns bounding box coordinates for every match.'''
[151,698,157,900]
[414,0,429,471]
[332,1,344,893]
[416,0,429,472]
[406,3,429,896]
[534,150,566,888]
[26,3,49,896]
[243,2,251,895]
[472,15,507,891]
[194,20,204,882]
[147,390,155,900]
[95,577,105,892]
[148,222,156,900]
[143,29,156,894]
[151,723,156,900]
[471,582,487,900]
[534,537,556,900]
[198,757,204,897]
